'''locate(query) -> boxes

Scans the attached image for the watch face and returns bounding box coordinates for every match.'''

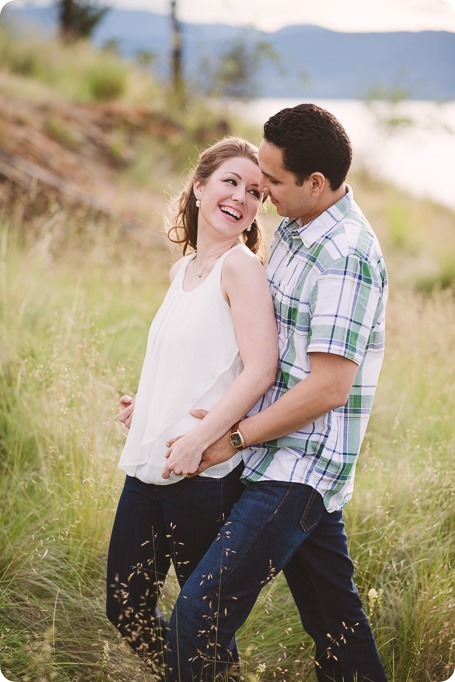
[230,431,243,449]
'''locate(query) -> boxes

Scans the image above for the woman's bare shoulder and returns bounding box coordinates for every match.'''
[221,246,269,302]
[223,245,265,277]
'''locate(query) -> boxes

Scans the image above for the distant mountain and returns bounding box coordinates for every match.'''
[3,6,455,100]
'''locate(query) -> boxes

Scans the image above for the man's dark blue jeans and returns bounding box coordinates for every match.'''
[106,466,243,671]
[164,480,387,682]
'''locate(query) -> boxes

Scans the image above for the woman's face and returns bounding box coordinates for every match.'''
[194,157,262,240]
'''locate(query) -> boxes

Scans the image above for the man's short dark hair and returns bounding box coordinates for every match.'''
[263,103,352,190]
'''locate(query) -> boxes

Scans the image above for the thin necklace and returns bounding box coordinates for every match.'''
[192,242,237,277]
[192,255,213,278]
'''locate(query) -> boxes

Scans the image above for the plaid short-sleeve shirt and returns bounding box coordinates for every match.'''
[242,186,388,511]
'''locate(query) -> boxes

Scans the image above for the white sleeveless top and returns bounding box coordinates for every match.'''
[118,244,244,484]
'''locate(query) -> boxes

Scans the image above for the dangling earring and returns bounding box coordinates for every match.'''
[195,198,201,208]
[246,224,252,232]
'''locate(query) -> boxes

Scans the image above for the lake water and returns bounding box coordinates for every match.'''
[234,99,455,211]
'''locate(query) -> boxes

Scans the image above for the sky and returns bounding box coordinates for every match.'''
[3,0,455,32]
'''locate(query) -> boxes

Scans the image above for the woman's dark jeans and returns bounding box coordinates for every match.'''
[106,465,244,672]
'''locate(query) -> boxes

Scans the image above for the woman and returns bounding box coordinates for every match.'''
[106,137,278,673]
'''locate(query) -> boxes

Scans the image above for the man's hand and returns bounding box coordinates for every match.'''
[197,430,237,473]
[117,394,135,429]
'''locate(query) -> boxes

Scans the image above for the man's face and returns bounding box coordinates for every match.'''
[258,140,317,223]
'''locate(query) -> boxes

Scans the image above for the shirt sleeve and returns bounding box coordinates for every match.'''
[307,255,382,365]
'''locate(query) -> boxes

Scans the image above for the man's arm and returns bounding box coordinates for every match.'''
[195,251,383,470]
[195,351,358,472]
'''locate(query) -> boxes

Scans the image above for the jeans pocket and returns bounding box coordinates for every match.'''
[299,486,324,532]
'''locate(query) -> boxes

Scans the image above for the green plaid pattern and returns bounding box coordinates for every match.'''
[242,187,388,511]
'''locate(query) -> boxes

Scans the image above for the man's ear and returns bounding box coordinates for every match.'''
[309,172,326,196]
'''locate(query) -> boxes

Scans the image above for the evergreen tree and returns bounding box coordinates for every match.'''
[58,0,109,41]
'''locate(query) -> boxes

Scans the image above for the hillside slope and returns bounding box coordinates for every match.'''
[0,77,185,240]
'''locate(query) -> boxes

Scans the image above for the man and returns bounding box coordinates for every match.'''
[165,103,388,682]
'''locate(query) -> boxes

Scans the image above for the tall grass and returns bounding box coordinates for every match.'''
[0,216,170,681]
[0,29,454,677]
[0,203,453,681]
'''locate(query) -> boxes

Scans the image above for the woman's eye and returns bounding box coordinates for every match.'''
[249,189,261,199]
[224,178,237,186]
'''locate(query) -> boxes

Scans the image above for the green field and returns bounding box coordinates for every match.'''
[0,29,454,682]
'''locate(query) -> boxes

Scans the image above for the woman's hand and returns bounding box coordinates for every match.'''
[117,394,135,429]
[163,409,238,479]
[162,433,204,479]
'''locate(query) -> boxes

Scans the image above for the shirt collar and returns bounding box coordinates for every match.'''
[283,185,353,248]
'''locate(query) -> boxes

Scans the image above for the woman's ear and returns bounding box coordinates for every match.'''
[193,179,203,199]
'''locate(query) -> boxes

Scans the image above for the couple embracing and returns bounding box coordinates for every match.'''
[106,103,388,682]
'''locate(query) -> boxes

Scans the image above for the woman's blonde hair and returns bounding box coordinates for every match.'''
[167,137,264,260]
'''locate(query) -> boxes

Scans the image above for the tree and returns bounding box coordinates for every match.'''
[218,40,276,99]
[198,36,284,101]
[170,0,185,101]
[365,84,415,135]
[58,0,110,42]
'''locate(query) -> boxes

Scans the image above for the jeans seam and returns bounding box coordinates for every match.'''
[271,482,298,516]
[300,487,322,532]
[218,475,224,526]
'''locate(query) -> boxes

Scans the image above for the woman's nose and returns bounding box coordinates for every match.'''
[232,185,246,204]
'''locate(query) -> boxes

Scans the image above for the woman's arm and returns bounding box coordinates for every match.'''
[162,248,278,478]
